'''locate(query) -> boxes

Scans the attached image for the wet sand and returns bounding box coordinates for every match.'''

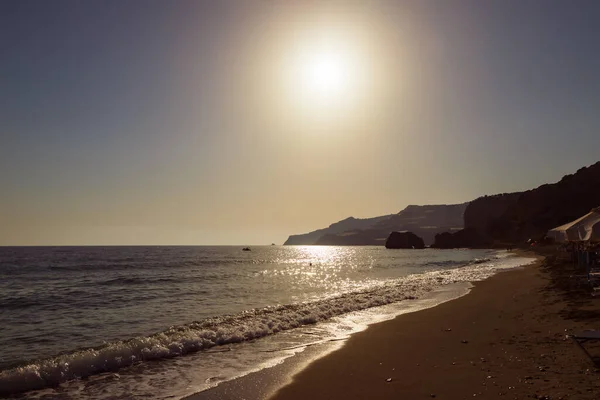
[190,250,600,400]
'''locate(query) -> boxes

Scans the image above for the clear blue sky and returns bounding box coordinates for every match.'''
[2,0,600,245]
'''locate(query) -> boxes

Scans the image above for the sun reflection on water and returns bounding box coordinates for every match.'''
[260,246,382,303]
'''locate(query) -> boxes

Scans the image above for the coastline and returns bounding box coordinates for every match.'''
[186,250,600,400]
[0,247,517,399]
[269,249,600,400]
[186,282,477,400]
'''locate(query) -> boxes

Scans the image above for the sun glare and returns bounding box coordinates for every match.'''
[287,39,363,108]
[254,13,393,129]
[303,51,349,98]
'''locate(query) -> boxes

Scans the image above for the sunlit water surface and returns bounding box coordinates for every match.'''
[0,246,534,399]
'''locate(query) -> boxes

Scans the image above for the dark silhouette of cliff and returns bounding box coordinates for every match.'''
[463,193,522,240]
[285,204,467,246]
[434,161,600,247]
[431,228,490,248]
[285,161,600,248]
[484,162,600,242]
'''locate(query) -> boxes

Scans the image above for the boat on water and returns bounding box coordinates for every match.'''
[242,247,251,251]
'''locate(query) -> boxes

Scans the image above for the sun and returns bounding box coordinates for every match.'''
[288,41,361,108]
[302,51,349,99]
[262,22,384,124]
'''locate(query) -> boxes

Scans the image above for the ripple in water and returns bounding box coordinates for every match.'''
[0,246,534,398]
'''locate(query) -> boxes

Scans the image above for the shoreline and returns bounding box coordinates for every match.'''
[187,250,556,400]
[268,249,600,400]
[0,248,521,399]
[186,282,478,400]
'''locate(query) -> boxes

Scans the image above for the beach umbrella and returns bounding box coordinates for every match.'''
[547,209,600,242]
[590,219,600,242]
[547,223,570,243]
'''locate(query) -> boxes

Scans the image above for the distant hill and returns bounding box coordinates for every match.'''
[284,203,467,246]
[286,161,600,248]
[283,215,394,245]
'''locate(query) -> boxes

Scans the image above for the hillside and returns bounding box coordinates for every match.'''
[463,192,523,239]
[283,215,394,245]
[286,161,600,248]
[285,203,467,246]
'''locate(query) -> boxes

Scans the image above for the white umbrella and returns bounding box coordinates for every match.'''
[548,210,600,242]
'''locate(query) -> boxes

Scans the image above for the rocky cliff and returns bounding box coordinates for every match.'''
[485,161,600,242]
[444,161,600,245]
[285,203,467,246]
[285,161,600,248]
[463,193,522,239]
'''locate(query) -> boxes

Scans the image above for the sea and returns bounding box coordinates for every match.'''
[0,246,535,399]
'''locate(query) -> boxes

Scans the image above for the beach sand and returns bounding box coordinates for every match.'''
[190,250,600,400]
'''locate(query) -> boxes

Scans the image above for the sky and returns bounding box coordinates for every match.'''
[2,0,600,245]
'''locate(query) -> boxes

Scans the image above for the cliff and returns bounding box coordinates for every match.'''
[463,192,522,239]
[485,161,600,242]
[431,228,490,249]
[444,161,600,245]
[285,161,600,248]
[285,203,467,246]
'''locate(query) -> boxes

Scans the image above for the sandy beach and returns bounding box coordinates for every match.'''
[191,250,600,400]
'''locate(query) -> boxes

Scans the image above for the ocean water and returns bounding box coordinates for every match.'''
[0,246,534,399]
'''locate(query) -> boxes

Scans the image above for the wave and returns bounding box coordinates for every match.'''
[97,276,185,286]
[0,253,533,397]
[427,260,467,268]
[469,257,492,264]
[0,296,45,311]
[415,256,492,269]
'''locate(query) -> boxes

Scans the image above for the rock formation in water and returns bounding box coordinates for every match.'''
[385,231,425,249]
